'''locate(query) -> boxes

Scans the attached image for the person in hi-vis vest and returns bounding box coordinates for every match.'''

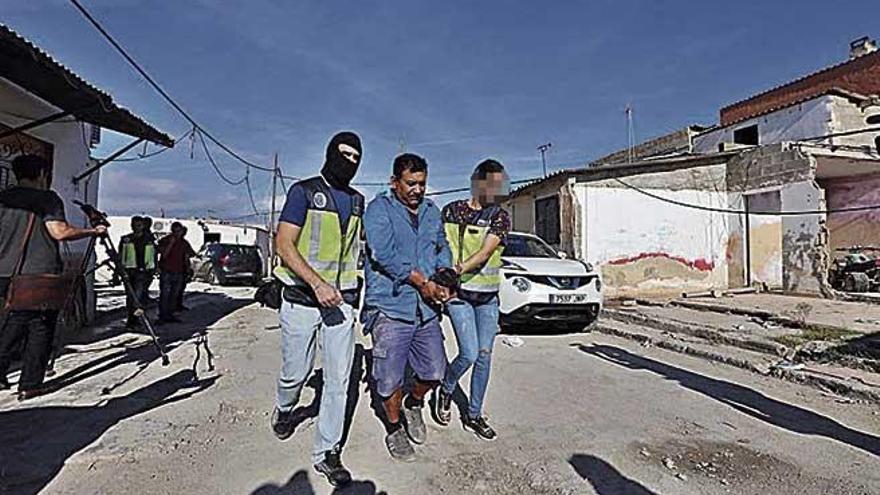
[118,215,157,328]
[436,159,511,441]
[271,132,364,488]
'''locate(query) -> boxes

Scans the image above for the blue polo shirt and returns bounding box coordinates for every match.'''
[279,176,353,230]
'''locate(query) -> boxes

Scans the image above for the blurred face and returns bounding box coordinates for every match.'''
[472,171,509,206]
[392,169,427,210]
[172,225,184,237]
[132,220,146,235]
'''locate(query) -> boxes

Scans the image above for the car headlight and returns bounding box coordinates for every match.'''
[512,277,531,293]
[502,260,526,271]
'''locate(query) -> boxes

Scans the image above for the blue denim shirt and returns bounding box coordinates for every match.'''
[362,190,453,324]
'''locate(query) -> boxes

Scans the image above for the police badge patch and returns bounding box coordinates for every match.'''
[313,192,327,208]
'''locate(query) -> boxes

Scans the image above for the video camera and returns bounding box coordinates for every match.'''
[74,200,111,229]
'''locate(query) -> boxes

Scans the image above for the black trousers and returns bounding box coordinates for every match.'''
[125,270,153,320]
[0,278,58,390]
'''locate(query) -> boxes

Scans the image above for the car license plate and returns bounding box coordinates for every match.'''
[551,294,588,304]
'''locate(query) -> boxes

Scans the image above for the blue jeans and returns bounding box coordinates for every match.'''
[159,271,184,320]
[276,301,355,464]
[441,295,499,418]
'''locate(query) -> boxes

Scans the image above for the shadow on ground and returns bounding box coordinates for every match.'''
[251,469,387,495]
[3,292,250,397]
[0,369,217,494]
[574,343,880,457]
[569,454,658,495]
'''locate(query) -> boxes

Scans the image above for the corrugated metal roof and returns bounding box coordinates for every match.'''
[0,24,173,147]
[509,151,738,198]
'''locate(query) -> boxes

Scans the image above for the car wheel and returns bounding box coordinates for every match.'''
[845,273,870,292]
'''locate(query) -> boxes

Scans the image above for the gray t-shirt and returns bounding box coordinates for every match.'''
[0,187,66,276]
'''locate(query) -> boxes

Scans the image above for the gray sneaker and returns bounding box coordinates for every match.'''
[402,401,427,444]
[385,428,416,462]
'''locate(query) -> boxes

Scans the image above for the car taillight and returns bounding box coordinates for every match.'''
[219,255,230,267]
[875,259,880,267]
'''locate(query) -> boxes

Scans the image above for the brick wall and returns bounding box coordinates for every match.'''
[721,51,880,126]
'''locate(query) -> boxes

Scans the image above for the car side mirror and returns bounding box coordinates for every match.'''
[557,251,568,259]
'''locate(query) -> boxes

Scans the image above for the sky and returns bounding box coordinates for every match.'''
[3,0,880,222]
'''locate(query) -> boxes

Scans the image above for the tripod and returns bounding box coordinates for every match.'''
[74,201,169,366]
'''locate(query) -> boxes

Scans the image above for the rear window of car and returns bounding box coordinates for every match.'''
[221,245,259,257]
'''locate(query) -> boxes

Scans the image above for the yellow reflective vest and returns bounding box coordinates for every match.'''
[120,235,156,270]
[443,205,504,292]
[275,177,363,291]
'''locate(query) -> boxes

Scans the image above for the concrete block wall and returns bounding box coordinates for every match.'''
[727,143,814,191]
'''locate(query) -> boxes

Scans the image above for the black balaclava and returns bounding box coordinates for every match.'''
[321,131,362,190]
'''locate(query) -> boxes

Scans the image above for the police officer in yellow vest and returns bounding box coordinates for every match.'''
[435,159,511,441]
[271,132,363,488]
[118,215,157,328]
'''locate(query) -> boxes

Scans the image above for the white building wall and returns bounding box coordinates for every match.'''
[0,77,101,321]
[579,183,730,298]
[694,96,835,153]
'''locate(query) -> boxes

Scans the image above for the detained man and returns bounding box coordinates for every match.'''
[271,132,364,487]
[362,153,457,461]
[436,159,511,440]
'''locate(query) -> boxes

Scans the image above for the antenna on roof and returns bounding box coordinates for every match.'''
[625,102,635,163]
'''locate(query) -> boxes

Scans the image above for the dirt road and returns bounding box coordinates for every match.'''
[1,287,877,494]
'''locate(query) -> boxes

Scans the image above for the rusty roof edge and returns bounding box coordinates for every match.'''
[720,51,880,116]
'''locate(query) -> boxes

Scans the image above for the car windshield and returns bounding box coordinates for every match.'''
[502,234,558,258]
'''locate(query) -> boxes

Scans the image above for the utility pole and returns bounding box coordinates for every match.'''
[269,153,278,269]
[537,142,552,177]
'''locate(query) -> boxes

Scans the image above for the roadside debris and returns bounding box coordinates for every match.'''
[771,361,806,372]
[501,336,524,348]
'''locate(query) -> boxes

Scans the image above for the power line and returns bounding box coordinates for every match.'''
[103,128,194,162]
[67,0,276,173]
[244,168,263,220]
[195,129,247,186]
[613,176,880,216]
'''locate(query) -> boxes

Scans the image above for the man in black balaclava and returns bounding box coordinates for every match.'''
[321,131,361,190]
[270,132,365,488]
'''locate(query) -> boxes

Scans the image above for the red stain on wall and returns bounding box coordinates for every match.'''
[607,252,715,272]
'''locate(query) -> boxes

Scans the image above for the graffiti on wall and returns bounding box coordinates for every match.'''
[602,252,716,289]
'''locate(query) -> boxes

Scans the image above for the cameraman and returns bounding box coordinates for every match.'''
[0,154,106,400]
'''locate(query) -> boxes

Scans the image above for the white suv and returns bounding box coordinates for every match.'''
[499,232,603,331]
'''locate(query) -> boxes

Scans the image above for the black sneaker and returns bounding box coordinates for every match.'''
[314,451,352,487]
[271,407,296,440]
[464,416,497,441]
[434,388,452,426]
[402,399,427,444]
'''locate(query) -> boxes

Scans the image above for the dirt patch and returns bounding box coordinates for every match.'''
[428,452,574,495]
[634,439,869,495]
